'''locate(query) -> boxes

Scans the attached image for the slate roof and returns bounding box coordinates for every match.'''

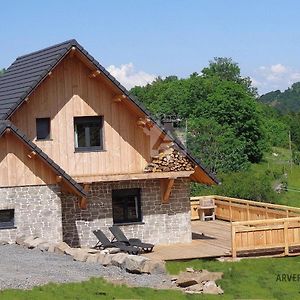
[0,121,86,197]
[0,39,219,184]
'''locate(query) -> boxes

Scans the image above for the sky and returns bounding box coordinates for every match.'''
[1,0,300,94]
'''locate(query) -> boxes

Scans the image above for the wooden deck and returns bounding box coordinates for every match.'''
[143,220,231,261]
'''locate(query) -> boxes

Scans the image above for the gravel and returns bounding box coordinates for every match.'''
[0,244,173,290]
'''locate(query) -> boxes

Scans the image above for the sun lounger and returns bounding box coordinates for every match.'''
[109,225,154,253]
[92,229,139,255]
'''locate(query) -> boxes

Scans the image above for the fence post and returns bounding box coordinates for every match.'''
[231,223,237,258]
[229,200,232,221]
[284,220,289,256]
[247,203,250,221]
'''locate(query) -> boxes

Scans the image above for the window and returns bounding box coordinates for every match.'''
[36,118,50,140]
[112,189,142,224]
[0,209,14,229]
[74,116,104,151]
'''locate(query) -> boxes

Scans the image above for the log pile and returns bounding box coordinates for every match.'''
[144,146,194,173]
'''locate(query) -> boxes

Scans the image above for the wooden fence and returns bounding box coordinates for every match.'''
[232,217,300,258]
[191,195,300,257]
[191,195,300,222]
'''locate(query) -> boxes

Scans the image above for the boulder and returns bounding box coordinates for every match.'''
[96,252,107,265]
[54,242,71,254]
[105,247,120,254]
[124,255,148,274]
[64,247,77,256]
[196,269,223,282]
[186,267,195,273]
[15,235,26,246]
[28,237,47,249]
[111,253,127,268]
[186,283,204,292]
[73,250,89,262]
[0,240,9,245]
[202,280,224,295]
[47,243,58,253]
[176,272,198,288]
[101,254,114,266]
[23,236,38,248]
[86,254,99,263]
[37,242,50,252]
[141,259,166,275]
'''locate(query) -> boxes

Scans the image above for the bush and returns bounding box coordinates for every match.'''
[192,170,277,202]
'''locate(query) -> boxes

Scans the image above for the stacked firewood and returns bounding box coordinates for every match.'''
[144,146,194,173]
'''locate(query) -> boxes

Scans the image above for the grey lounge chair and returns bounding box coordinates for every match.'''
[92,229,139,255]
[109,225,154,253]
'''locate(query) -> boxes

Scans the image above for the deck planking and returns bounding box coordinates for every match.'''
[143,220,231,261]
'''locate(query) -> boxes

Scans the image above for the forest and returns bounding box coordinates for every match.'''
[2,61,300,205]
[130,58,300,204]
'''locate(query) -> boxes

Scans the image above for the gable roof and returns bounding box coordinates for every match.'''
[0,120,86,197]
[0,39,219,185]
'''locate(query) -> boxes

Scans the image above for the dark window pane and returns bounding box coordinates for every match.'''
[36,118,50,140]
[112,189,141,224]
[74,116,103,150]
[0,209,14,228]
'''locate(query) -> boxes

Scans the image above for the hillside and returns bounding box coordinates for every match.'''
[259,82,300,113]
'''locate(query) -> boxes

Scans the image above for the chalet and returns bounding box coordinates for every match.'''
[0,40,218,247]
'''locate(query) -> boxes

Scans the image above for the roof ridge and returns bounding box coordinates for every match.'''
[16,39,77,60]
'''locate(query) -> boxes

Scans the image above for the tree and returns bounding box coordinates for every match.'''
[0,69,5,76]
[187,118,249,173]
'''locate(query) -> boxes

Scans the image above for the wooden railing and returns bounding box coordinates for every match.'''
[231,217,300,258]
[191,195,300,257]
[191,195,300,222]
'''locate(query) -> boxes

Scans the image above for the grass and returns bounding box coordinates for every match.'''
[251,147,300,207]
[167,256,300,299]
[1,257,300,299]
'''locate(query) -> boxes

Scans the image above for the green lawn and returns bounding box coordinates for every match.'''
[251,147,300,207]
[1,256,300,299]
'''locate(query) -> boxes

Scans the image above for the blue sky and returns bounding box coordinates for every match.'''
[1,0,300,94]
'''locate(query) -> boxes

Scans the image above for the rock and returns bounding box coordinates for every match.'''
[124,255,148,274]
[37,242,50,252]
[28,237,47,249]
[141,259,166,275]
[96,252,106,264]
[101,254,114,266]
[87,248,100,254]
[186,267,194,273]
[64,247,77,256]
[73,250,89,262]
[111,253,127,268]
[86,254,99,263]
[47,243,57,253]
[23,236,38,248]
[106,247,120,254]
[196,269,223,282]
[15,235,26,246]
[202,280,224,295]
[185,283,204,292]
[54,242,71,254]
[0,240,9,245]
[176,272,198,288]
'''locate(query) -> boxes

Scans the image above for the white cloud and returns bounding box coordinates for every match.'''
[270,63,287,74]
[250,63,300,94]
[107,63,156,89]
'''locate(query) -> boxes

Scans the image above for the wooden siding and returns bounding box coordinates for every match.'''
[10,56,154,177]
[0,133,56,187]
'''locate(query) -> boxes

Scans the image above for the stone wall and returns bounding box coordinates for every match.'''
[62,178,191,247]
[0,185,62,243]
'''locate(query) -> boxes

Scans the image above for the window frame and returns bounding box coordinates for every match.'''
[112,188,142,225]
[0,209,15,229]
[36,117,51,141]
[74,116,104,152]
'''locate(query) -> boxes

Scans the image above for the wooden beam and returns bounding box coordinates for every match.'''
[27,151,36,159]
[79,183,90,210]
[72,170,194,183]
[69,46,76,58]
[89,70,101,79]
[113,94,126,103]
[160,178,175,204]
[56,175,63,183]
[137,117,153,129]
